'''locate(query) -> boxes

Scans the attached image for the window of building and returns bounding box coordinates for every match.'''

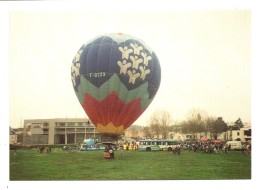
[237,132,240,136]
[67,122,75,127]
[86,128,94,132]
[67,128,75,132]
[56,128,65,132]
[77,122,85,127]
[58,123,66,127]
[43,129,49,133]
[244,129,251,136]
[76,128,85,132]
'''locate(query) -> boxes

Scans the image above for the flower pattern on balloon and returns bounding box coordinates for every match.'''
[71,45,85,87]
[117,43,151,84]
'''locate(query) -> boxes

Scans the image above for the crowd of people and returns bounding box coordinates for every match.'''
[173,140,251,155]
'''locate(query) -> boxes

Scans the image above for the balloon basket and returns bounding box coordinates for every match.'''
[101,134,118,159]
[103,151,114,159]
[103,143,115,159]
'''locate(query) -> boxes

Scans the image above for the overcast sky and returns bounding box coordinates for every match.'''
[8,8,251,128]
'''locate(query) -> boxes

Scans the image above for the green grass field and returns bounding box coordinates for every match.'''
[9,149,251,180]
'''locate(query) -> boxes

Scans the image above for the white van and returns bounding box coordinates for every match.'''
[225,141,242,150]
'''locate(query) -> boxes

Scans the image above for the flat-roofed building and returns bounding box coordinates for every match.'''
[23,118,101,145]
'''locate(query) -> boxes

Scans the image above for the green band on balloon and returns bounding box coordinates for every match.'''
[75,74,153,110]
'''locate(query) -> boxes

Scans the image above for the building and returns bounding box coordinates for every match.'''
[23,118,101,145]
[226,127,251,142]
[193,126,252,142]
[10,127,17,144]
[168,127,251,142]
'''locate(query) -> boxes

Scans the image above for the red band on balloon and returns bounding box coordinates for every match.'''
[82,92,144,131]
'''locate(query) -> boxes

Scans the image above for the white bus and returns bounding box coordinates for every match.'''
[138,139,180,151]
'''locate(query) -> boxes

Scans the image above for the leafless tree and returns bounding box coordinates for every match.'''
[148,110,172,139]
[185,108,209,138]
[127,125,140,139]
[142,126,153,139]
[205,116,215,138]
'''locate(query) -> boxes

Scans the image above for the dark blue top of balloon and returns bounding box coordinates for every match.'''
[71,33,161,99]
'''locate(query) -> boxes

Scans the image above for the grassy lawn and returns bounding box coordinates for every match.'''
[9,149,251,180]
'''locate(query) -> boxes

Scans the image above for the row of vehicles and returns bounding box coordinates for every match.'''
[79,138,180,151]
[138,139,245,151]
[79,138,246,151]
[80,139,180,151]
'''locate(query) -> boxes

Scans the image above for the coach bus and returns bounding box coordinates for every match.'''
[138,139,180,151]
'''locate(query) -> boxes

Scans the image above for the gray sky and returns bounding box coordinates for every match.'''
[8,9,251,128]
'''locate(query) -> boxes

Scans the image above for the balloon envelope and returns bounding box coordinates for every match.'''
[71,33,161,135]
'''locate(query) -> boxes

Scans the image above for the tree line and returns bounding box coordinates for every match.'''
[127,109,245,140]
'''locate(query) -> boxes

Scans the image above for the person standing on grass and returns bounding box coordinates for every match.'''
[176,144,181,155]
[108,146,114,158]
[223,144,228,154]
[13,146,17,156]
[172,144,177,155]
[242,143,250,155]
[120,146,123,159]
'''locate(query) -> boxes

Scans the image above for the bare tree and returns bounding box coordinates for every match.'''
[149,112,160,138]
[142,126,153,139]
[205,116,215,138]
[127,125,140,139]
[185,108,208,139]
[148,110,172,139]
[180,120,190,134]
[160,111,172,138]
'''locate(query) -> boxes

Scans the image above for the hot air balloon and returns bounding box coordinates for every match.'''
[71,33,161,143]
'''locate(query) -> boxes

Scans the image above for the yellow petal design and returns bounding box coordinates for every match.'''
[96,122,126,135]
